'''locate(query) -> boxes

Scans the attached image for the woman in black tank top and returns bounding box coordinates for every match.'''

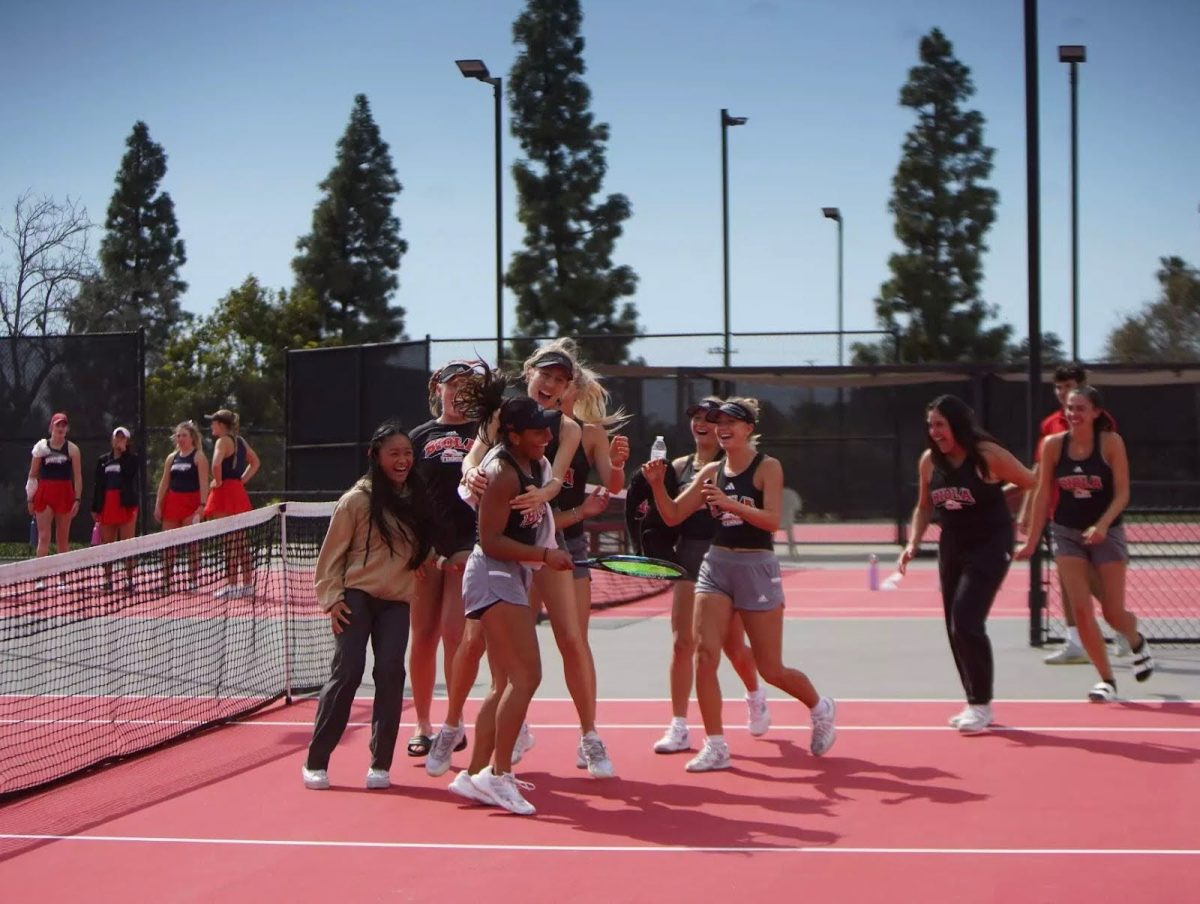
[449,341,617,779]
[899,395,1035,733]
[449,368,573,814]
[1016,386,1152,699]
[644,397,837,772]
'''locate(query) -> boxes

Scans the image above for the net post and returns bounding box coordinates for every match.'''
[280,502,293,704]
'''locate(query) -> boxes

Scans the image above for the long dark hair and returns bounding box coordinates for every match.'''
[454,363,523,448]
[1069,385,1115,433]
[365,420,435,570]
[926,394,998,480]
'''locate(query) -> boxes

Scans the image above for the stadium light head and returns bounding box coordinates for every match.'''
[456,59,498,85]
[1057,45,1086,64]
[722,111,748,127]
[822,207,842,222]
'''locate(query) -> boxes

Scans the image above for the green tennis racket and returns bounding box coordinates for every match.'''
[573,554,687,581]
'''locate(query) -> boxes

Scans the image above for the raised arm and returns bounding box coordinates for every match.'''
[642,458,718,526]
[584,424,628,495]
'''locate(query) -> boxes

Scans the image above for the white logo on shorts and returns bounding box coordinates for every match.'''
[757,594,768,603]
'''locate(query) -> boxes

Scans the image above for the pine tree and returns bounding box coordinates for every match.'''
[68,121,187,354]
[293,94,406,343]
[507,0,638,365]
[859,28,1006,364]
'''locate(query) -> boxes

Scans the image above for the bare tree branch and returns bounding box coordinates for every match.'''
[0,191,95,336]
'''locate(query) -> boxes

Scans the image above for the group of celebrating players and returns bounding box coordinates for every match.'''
[301,347,1151,816]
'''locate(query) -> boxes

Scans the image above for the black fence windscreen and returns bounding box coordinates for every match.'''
[1,332,144,545]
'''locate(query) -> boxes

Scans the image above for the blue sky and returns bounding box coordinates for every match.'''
[2,0,1197,365]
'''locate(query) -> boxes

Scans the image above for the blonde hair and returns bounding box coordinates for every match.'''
[724,396,763,448]
[175,420,202,451]
[571,365,630,432]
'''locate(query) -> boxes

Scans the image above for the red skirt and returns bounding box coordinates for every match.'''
[204,479,252,517]
[98,488,138,526]
[33,479,76,515]
[163,489,203,523]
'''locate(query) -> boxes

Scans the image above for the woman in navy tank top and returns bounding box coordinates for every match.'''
[898,395,1035,734]
[204,409,260,599]
[1016,386,1153,700]
[26,411,82,559]
[644,397,837,772]
[153,420,210,589]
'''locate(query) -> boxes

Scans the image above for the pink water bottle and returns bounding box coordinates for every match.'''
[868,554,879,590]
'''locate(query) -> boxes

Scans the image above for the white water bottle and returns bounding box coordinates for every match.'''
[868,553,879,591]
[650,435,668,461]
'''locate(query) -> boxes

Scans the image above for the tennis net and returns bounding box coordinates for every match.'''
[1041,507,1200,647]
[0,499,666,799]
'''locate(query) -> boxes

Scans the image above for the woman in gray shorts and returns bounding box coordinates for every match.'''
[643,397,836,773]
[628,397,767,755]
[1017,385,1153,700]
[449,371,574,816]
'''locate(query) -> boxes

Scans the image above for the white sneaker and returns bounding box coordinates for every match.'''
[512,723,535,765]
[366,768,390,789]
[947,705,973,728]
[1112,633,1132,658]
[810,697,837,756]
[426,723,465,777]
[1088,680,1118,702]
[685,737,731,772]
[577,732,615,778]
[653,720,691,754]
[471,766,536,815]
[957,704,993,734]
[301,765,329,790]
[449,770,489,804]
[746,689,770,736]
[1044,643,1089,665]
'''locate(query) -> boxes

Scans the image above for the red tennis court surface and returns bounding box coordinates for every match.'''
[1,697,1196,903]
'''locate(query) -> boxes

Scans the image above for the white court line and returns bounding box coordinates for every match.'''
[4,695,1194,704]
[4,718,1196,733]
[0,834,1196,856]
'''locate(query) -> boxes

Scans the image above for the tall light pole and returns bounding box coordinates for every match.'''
[822,207,844,366]
[1058,44,1086,361]
[720,108,747,368]
[456,58,504,367]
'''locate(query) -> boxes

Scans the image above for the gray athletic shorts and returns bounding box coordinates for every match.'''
[694,546,785,612]
[562,530,590,580]
[462,546,532,618]
[676,535,712,582]
[1050,523,1129,566]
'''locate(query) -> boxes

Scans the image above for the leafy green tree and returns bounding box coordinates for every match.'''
[506,0,638,364]
[147,276,326,489]
[1104,257,1200,362]
[68,121,187,355]
[293,94,406,343]
[861,28,1007,364]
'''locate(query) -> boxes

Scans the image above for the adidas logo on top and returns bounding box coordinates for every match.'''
[1074,466,1083,473]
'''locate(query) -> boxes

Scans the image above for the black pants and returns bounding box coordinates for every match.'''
[938,528,1013,706]
[306,589,411,771]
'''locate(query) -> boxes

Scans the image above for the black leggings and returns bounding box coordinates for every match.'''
[938,529,1013,705]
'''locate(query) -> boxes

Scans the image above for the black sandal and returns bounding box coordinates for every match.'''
[406,734,433,757]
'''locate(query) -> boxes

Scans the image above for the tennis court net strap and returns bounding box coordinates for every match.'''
[0,503,336,800]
